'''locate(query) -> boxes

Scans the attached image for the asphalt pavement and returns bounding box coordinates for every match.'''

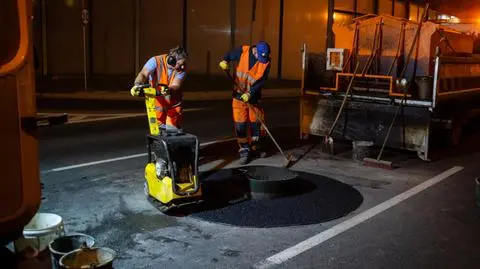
[36,97,480,269]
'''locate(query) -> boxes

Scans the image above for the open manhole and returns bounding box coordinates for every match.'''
[171,165,364,228]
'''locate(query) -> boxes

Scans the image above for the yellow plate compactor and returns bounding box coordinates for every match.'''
[132,84,202,213]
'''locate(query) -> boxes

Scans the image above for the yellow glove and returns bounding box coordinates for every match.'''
[159,86,170,96]
[219,60,229,71]
[130,85,141,97]
[240,93,250,102]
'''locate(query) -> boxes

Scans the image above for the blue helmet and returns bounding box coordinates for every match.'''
[256,41,270,63]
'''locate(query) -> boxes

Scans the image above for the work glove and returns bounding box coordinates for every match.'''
[219,60,229,71]
[240,93,250,103]
[159,86,170,96]
[130,85,142,97]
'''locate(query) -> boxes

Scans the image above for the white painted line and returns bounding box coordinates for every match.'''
[38,108,208,125]
[254,166,464,269]
[65,114,144,124]
[46,137,236,173]
[50,153,147,172]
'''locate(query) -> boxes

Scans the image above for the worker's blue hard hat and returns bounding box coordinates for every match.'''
[256,41,270,63]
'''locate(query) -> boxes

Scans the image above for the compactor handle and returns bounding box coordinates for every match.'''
[134,83,170,96]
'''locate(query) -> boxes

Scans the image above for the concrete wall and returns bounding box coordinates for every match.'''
[44,0,84,75]
[186,0,231,75]
[90,0,135,75]
[283,0,328,79]
[35,0,431,81]
[139,1,183,69]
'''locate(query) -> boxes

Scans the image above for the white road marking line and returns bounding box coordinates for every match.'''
[254,166,464,269]
[46,137,236,173]
[65,114,144,124]
[38,107,208,124]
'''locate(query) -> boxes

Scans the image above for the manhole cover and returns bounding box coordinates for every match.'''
[237,166,299,200]
[172,166,364,228]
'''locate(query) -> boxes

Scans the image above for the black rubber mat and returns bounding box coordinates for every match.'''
[171,166,364,228]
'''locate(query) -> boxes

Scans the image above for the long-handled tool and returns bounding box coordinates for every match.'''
[223,70,294,168]
[247,102,294,168]
[363,3,430,169]
[324,61,361,155]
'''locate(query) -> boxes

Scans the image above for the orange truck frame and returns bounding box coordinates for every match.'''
[0,0,41,245]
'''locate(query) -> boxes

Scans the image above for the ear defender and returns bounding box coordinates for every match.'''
[167,55,177,66]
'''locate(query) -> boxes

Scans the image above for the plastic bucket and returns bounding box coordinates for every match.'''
[60,247,117,269]
[14,213,65,253]
[49,233,95,269]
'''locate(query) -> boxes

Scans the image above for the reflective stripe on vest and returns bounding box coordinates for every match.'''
[234,46,269,93]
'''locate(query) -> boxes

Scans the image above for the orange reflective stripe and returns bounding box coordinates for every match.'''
[155,56,162,84]
[158,55,168,85]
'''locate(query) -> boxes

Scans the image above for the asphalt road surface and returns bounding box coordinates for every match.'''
[37,97,480,269]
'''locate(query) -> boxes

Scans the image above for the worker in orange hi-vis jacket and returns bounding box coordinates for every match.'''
[219,41,271,164]
[131,46,188,131]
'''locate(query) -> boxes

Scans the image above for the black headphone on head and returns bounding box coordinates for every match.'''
[167,54,178,66]
[167,46,187,71]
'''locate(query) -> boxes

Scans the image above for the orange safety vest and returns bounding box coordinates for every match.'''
[234,46,269,94]
[149,54,182,104]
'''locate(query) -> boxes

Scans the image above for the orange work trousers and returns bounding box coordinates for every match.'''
[155,96,182,128]
[232,98,265,153]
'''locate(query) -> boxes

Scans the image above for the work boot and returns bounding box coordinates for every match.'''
[239,148,250,165]
[250,139,267,159]
[251,150,267,159]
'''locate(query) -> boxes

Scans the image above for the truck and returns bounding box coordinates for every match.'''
[300,13,480,162]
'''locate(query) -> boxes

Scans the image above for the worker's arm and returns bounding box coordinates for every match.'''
[223,47,243,63]
[169,71,186,92]
[134,57,157,85]
[249,65,270,96]
[219,46,243,70]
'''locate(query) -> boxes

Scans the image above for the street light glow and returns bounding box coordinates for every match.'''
[450,16,461,23]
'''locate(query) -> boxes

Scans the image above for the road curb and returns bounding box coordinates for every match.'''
[36,89,300,101]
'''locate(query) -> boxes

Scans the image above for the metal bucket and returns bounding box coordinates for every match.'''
[415,76,433,100]
[48,233,95,269]
[59,247,116,269]
[352,141,374,162]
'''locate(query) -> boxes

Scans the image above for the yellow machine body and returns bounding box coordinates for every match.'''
[145,163,202,205]
[138,85,202,211]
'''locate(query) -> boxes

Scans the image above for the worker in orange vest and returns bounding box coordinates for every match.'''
[131,46,188,131]
[219,41,271,164]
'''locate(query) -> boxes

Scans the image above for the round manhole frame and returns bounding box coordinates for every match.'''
[236,165,300,200]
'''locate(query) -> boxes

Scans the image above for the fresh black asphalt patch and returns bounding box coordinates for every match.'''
[170,166,364,228]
